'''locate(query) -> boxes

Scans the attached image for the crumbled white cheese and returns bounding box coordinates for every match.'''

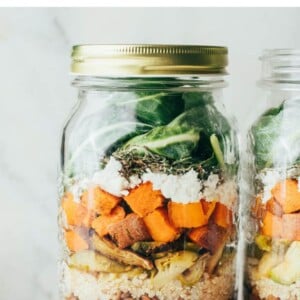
[258,170,284,203]
[201,174,220,201]
[200,175,237,209]
[142,169,237,207]
[215,180,238,209]
[142,170,202,204]
[92,157,130,197]
[128,175,142,189]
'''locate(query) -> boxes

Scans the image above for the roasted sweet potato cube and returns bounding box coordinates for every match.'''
[271,179,300,214]
[143,208,179,243]
[282,213,300,241]
[188,223,228,254]
[65,230,89,252]
[266,198,283,217]
[168,201,208,228]
[92,206,126,237]
[108,213,151,249]
[62,192,93,227]
[201,199,216,219]
[81,186,121,216]
[261,211,283,238]
[212,202,233,228]
[124,182,164,217]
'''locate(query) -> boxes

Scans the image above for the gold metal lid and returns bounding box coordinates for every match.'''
[71,44,228,76]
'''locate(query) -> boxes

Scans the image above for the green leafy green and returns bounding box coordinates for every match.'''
[251,111,282,169]
[135,92,184,126]
[169,104,231,138]
[169,104,231,165]
[251,99,300,170]
[123,125,200,160]
[122,99,232,169]
[210,134,225,168]
[183,92,213,109]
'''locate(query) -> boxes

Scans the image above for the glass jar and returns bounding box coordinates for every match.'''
[246,49,300,300]
[59,45,239,300]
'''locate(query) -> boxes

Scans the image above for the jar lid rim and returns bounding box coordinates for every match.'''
[71,44,228,76]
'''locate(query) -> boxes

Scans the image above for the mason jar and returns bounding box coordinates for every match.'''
[246,49,300,300]
[59,44,239,300]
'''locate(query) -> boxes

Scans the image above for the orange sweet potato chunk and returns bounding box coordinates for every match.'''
[124,182,164,217]
[168,201,208,228]
[82,187,121,216]
[65,230,89,252]
[282,213,300,241]
[91,206,126,237]
[143,208,179,242]
[266,198,283,217]
[201,199,216,219]
[189,226,208,246]
[212,202,233,228]
[261,211,283,238]
[188,223,228,253]
[62,192,92,227]
[271,179,300,214]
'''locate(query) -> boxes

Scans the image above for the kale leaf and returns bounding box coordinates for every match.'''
[251,99,300,170]
[135,91,184,126]
[122,100,231,168]
[169,104,230,138]
[182,91,214,109]
[123,125,200,160]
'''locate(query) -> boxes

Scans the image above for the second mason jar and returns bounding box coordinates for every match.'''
[246,49,300,300]
[59,45,239,300]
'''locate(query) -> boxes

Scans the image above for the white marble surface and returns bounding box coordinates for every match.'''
[1,7,300,300]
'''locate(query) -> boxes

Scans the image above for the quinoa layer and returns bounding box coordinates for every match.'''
[62,258,234,300]
[249,278,300,300]
[248,263,300,300]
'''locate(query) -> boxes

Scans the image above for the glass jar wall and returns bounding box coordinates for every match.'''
[246,49,300,300]
[59,45,239,300]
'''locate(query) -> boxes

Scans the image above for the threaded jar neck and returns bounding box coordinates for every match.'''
[260,49,300,90]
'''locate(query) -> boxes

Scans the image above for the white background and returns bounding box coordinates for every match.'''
[0,7,300,300]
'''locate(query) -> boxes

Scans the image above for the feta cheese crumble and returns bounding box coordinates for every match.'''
[202,174,220,200]
[142,170,236,207]
[142,169,202,204]
[213,180,238,209]
[92,157,130,197]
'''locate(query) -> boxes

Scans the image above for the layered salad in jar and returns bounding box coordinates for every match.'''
[59,88,238,300]
[247,98,300,300]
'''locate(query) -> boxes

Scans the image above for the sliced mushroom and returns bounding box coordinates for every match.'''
[206,231,229,273]
[92,233,154,270]
[178,253,210,285]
